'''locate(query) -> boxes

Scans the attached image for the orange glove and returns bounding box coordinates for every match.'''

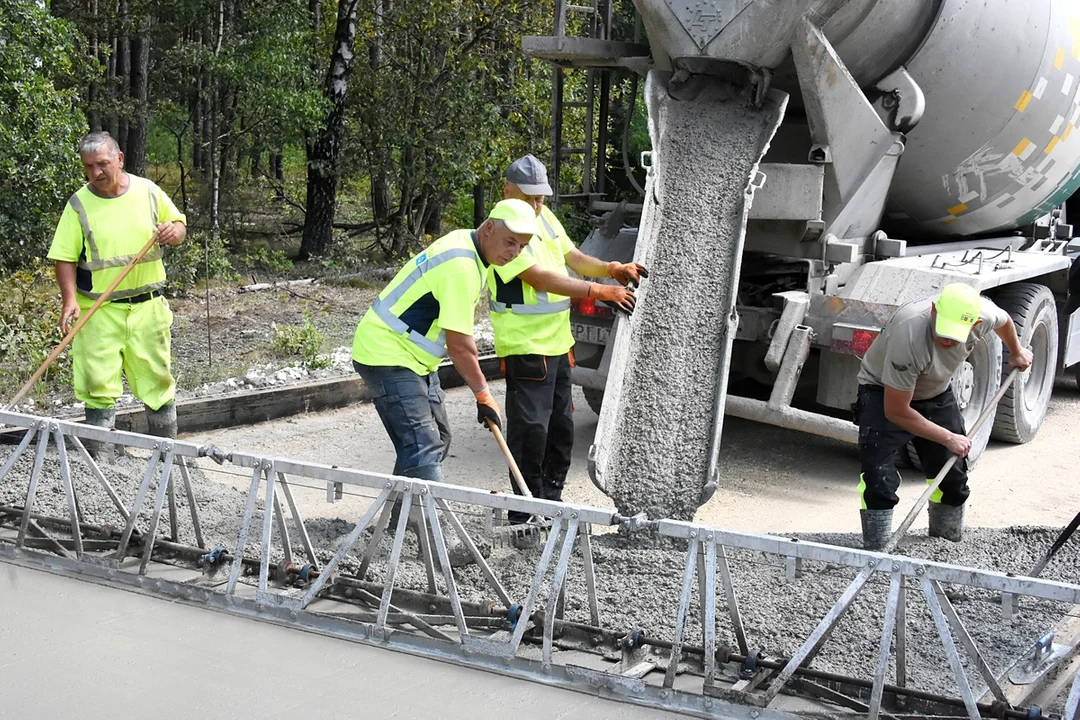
[589,283,636,315]
[607,261,649,287]
[475,387,502,432]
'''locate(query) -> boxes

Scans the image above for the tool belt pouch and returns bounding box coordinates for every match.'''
[512,354,548,382]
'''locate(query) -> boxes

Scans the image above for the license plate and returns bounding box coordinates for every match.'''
[571,322,611,345]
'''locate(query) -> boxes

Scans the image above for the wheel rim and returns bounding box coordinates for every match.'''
[1023,319,1051,415]
[954,351,989,433]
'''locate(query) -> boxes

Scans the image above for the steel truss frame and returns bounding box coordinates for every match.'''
[0,410,1077,720]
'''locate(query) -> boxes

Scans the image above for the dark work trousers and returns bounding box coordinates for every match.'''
[353,361,451,483]
[504,353,575,524]
[854,384,971,510]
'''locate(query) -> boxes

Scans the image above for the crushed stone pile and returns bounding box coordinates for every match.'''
[592,72,787,521]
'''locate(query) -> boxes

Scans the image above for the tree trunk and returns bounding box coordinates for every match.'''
[115,0,130,152]
[299,0,362,260]
[424,198,441,235]
[87,0,101,131]
[105,36,118,139]
[472,182,485,228]
[126,23,150,175]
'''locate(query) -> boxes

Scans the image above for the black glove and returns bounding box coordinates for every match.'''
[475,388,502,432]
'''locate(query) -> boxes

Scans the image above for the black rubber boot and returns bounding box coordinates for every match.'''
[860,508,893,551]
[145,403,178,439]
[82,407,116,459]
[928,503,964,542]
[400,463,474,568]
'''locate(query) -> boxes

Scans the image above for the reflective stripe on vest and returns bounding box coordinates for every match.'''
[538,212,558,240]
[370,247,481,358]
[488,211,570,316]
[489,293,571,315]
[68,182,164,273]
[79,280,167,301]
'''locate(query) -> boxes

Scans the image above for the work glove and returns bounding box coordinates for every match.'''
[607,261,649,288]
[475,387,502,432]
[590,283,636,315]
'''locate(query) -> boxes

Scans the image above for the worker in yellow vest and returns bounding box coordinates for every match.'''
[48,132,187,454]
[352,199,538,484]
[490,155,646,527]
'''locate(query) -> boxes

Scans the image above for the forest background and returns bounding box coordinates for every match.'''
[0,0,647,398]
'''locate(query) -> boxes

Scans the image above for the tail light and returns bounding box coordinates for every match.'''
[571,296,614,319]
[831,323,880,358]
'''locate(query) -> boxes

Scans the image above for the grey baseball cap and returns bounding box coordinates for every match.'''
[506,154,553,196]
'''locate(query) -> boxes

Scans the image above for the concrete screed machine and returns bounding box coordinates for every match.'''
[524,0,1080,505]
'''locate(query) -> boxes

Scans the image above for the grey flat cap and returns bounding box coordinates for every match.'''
[506,154,553,196]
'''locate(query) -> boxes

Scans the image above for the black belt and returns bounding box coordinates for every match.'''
[111,290,161,304]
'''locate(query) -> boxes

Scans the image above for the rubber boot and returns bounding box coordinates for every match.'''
[400,463,474,568]
[145,403,178,439]
[82,407,116,459]
[928,503,965,542]
[860,508,893,551]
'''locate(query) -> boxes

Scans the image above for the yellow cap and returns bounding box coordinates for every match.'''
[488,199,539,237]
[935,283,981,342]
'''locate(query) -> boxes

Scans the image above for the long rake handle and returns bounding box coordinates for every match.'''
[486,418,533,498]
[884,367,1019,554]
[6,233,160,410]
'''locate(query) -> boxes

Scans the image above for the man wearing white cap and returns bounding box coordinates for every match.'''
[853,283,1032,549]
[352,199,539,485]
[490,154,647,528]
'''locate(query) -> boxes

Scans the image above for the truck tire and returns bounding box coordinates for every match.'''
[991,283,1058,444]
[906,331,1002,471]
[583,388,604,416]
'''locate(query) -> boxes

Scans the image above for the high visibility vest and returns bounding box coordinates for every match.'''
[353,230,488,375]
[488,210,571,316]
[66,179,166,300]
[486,206,576,358]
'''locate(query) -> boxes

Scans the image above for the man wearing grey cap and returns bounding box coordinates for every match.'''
[490,154,648,534]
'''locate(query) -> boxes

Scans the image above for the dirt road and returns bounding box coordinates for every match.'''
[182,374,1080,535]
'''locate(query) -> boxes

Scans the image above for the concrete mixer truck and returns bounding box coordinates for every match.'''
[523,0,1080,517]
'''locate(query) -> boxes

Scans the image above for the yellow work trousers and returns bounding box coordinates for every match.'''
[72,294,175,411]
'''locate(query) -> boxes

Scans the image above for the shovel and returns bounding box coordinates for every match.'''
[486,418,533,499]
[5,232,160,411]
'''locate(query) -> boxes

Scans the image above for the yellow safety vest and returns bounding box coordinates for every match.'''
[487,206,575,357]
[353,229,488,375]
[57,176,171,300]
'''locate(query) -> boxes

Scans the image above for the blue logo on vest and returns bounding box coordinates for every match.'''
[415,252,427,266]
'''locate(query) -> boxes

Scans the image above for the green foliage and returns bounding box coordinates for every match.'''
[270,314,330,369]
[0,0,90,271]
[238,247,294,273]
[165,228,238,293]
[0,259,71,400]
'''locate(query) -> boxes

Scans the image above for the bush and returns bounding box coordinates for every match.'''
[0,1,90,271]
[165,227,237,293]
[270,314,330,369]
[0,259,71,401]
[238,247,294,273]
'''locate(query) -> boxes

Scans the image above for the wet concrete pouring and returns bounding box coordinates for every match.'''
[1,441,1076,710]
[593,73,787,522]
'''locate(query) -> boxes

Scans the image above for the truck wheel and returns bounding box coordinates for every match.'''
[906,331,1001,471]
[583,388,604,416]
[991,283,1058,443]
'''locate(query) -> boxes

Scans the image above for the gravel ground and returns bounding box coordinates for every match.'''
[2,440,1076,705]
[595,75,787,522]
[10,276,496,418]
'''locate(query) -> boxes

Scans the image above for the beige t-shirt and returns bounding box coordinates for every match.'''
[857,296,1009,401]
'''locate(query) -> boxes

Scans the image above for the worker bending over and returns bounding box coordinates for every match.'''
[854,283,1032,549]
[490,155,645,527]
[49,131,187,454]
[352,199,538,483]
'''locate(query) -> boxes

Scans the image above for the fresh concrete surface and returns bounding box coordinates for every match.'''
[0,563,684,720]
